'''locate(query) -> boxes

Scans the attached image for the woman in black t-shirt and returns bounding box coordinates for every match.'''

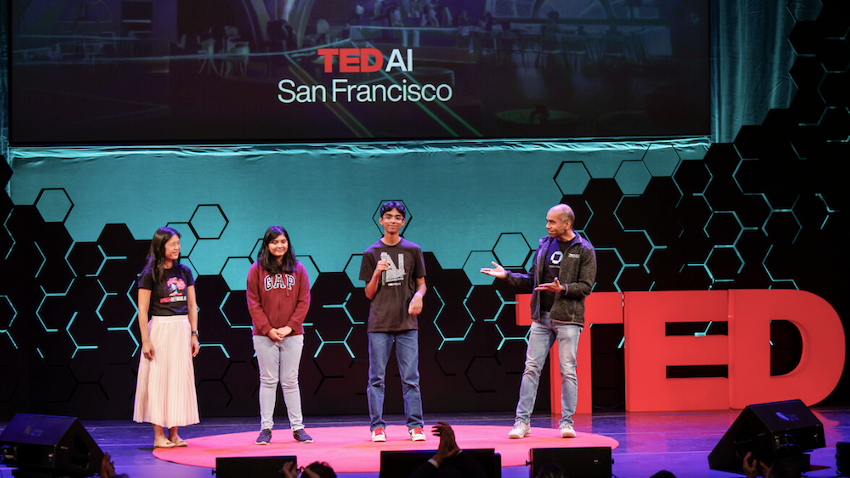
[132,227,200,448]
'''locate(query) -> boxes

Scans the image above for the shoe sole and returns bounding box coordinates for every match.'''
[560,430,576,438]
[255,441,270,445]
[411,437,426,441]
[297,440,313,443]
[372,437,386,442]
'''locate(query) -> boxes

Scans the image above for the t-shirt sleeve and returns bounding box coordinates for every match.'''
[138,270,153,290]
[181,265,195,286]
[414,247,426,279]
[360,249,376,282]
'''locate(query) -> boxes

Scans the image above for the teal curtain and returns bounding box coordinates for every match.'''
[711,0,821,142]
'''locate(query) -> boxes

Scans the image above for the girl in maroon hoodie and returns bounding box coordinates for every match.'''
[247,225,313,444]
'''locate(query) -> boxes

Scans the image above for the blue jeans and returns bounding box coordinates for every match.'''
[253,334,305,431]
[515,314,582,427]
[367,330,424,431]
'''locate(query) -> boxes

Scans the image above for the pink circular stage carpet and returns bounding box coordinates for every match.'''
[153,425,619,473]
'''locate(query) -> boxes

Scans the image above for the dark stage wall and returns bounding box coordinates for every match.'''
[1,2,849,421]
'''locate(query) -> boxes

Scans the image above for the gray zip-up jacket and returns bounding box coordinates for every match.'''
[504,233,597,325]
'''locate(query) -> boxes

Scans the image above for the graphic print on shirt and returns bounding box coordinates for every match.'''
[161,277,187,303]
[264,273,295,291]
[549,250,563,270]
[380,251,405,286]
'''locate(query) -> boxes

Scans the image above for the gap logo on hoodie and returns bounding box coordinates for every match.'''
[264,273,295,291]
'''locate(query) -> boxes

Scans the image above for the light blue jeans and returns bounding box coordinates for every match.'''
[367,330,424,431]
[253,334,305,431]
[516,314,582,427]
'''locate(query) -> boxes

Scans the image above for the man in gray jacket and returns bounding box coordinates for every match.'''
[481,203,597,439]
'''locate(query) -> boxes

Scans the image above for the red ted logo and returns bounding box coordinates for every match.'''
[515,290,845,412]
[316,48,413,73]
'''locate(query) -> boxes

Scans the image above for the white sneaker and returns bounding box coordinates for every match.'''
[508,420,530,439]
[409,427,426,441]
[560,424,576,438]
[371,427,386,442]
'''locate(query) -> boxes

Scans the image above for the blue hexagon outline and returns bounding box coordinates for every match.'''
[36,282,74,333]
[105,279,141,356]
[322,292,364,327]
[219,291,254,330]
[672,159,712,208]
[313,327,356,359]
[299,255,320,291]
[189,204,229,240]
[596,247,629,293]
[762,245,799,289]
[462,250,498,286]
[764,200,803,244]
[643,145,682,177]
[220,256,253,291]
[34,241,46,278]
[0,295,18,349]
[34,188,74,223]
[553,161,592,196]
[67,311,98,358]
[492,232,532,269]
[702,211,746,246]
[614,160,653,195]
[576,200,595,238]
[95,278,119,323]
[3,211,15,260]
[344,253,364,288]
[432,286,472,350]
[495,321,531,350]
[613,196,669,274]
[704,245,745,283]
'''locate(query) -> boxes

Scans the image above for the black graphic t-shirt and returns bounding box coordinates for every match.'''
[540,239,571,313]
[359,238,426,333]
[139,265,195,316]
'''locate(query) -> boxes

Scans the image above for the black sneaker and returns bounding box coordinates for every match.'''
[255,429,272,445]
[293,428,313,443]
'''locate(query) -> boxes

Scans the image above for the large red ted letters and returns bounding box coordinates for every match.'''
[515,290,844,412]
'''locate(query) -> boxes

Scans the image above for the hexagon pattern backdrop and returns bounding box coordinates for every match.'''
[2,3,850,420]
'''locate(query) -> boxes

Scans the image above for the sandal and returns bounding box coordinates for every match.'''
[154,440,176,449]
[172,439,188,447]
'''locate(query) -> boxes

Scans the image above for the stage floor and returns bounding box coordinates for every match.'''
[2,407,849,477]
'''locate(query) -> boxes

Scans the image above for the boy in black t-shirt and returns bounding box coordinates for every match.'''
[360,201,427,443]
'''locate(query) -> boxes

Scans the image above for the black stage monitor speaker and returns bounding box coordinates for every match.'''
[0,413,104,477]
[528,447,612,478]
[708,399,825,473]
[836,442,850,476]
[379,449,501,478]
[215,455,296,478]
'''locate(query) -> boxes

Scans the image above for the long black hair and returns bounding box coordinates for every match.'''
[258,225,297,275]
[141,227,185,284]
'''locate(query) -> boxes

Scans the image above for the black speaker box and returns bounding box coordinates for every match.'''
[708,399,825,473]
[528,447,612,478]
[215,455,296,478]
[0,414,103,478]
[379,449,501,478]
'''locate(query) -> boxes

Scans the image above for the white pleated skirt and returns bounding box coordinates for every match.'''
[133,315,200,428]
